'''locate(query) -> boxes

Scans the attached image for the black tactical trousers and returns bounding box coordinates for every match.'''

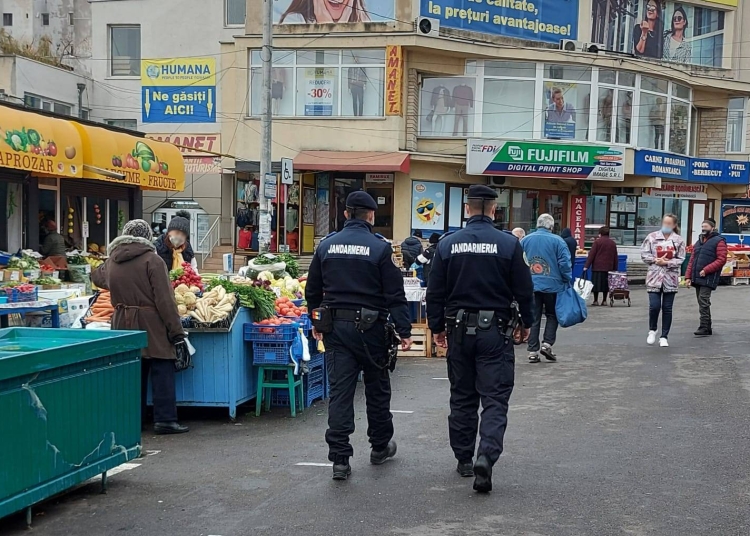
[325,320,393,463]
[447,327,515,465]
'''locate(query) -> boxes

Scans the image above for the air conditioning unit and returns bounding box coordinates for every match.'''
[486,176,506,187]
[417,17,439,36]
[559,40,607,54]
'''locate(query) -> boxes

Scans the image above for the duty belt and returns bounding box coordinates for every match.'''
[331,309,387,322]
[446,309,514,345]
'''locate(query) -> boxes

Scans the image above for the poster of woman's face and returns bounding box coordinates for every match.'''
[591,0,726,68]
[274,0,394,24]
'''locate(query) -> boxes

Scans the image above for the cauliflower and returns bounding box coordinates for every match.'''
[175,284,190,294]
[183,293,197,306]
[258,271,275,282]
[175,293,186,305]
[177,304,188,316]
[189,285,201,294]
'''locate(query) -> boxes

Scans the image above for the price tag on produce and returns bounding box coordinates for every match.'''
[84,264,91,274]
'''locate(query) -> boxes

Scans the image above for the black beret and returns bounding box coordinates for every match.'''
[466,185,498,200]
[346,191,378,211]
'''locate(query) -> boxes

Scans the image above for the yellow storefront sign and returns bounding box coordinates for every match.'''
[0,106,84,178]
[385,46,403,116]
[141,58,216,87]
[703,0,737,6]
[74,124,185,192]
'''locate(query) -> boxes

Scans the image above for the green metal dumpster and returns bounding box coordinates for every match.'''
[0,328,147,521]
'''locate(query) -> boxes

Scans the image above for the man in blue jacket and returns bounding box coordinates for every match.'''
[521,213,573,363]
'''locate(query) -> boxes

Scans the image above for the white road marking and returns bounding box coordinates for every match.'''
[432,377,449,380]
[391,410,414,414]
[295,462,331,467]
[145,450,161,456]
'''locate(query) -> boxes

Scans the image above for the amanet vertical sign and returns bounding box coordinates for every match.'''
[141,58,216,123]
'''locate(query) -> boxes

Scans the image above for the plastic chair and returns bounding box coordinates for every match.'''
[255,364,304,417]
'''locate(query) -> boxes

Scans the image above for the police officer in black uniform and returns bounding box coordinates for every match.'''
[426,185,534,493]
[306,191,413,481]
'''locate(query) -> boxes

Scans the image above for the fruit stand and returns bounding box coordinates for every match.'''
[0,328,146,523]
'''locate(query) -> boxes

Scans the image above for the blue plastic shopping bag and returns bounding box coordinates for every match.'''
[556,285,588,328]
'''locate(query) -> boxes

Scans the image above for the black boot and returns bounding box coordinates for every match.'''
[473,455,492,493]
[694,327,712,337]
[154,422,189,435]
[456,460,474,477]
[332,458,351,481]
[370,440,397,465]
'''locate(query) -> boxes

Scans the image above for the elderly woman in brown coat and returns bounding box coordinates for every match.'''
[92,219,189,435]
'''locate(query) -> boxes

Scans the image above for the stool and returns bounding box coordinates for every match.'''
[255,365,304,417]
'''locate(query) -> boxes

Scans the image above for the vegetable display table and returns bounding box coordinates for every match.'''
[0,328,146,523]
[0,299,60,328]
[149,306,256,420]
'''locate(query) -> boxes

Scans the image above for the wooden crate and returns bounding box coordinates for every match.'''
[734,268,750,278]
[400,325,431,358]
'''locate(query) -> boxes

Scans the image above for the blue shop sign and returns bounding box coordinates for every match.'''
[633,150,688,180]
[420,0,578,44]
[634,150,750,184]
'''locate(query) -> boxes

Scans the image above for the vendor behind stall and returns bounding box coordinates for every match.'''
[155,211,198,272]
[40,220,66,257]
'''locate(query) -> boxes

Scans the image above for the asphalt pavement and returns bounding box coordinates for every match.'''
[2,286,750,535]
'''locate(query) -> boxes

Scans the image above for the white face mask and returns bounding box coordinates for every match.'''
[169,235,185,247]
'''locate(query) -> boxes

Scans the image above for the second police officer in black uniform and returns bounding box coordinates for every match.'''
[426,185,535,493]
[305,191,413,481]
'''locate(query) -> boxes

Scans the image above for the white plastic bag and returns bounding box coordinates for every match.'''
[574,277,593,300]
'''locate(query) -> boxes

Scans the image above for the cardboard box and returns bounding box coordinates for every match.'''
[0,270,22,283]
[40,256,69,271]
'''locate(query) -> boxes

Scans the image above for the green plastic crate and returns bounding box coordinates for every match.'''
[0,328,147,521]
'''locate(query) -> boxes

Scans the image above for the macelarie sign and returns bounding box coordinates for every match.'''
[634,149,750,185]
[421,0,579,44]
[466,139,625,181]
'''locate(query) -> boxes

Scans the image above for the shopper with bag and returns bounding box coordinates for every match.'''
[92,219,189,435]
[522,214,573,363]
[584,227,620,305]
[640,213,686,348]
[685,218,726,337]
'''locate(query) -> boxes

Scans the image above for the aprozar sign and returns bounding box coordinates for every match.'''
[422,0,579,44]
[466,139,625,181]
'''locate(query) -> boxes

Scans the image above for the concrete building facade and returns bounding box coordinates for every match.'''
[221,0,750,256]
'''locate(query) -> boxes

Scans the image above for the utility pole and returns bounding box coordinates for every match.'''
[258,0,274,253]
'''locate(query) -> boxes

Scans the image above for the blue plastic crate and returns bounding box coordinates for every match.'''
[244,322,299,342]
[278,314,311,335]
[306,382,325,406]
[308,351,325,370]
[307,367,324,386]
[252,341,295,365]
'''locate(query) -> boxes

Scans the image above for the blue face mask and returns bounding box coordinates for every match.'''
[661,226,673,234]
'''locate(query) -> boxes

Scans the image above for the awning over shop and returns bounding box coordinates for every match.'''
[293,151,410,173]
[73,123,185,192]
[0,105,84,178]
[0,104,184,192]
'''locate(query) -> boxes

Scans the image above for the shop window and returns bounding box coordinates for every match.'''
[721,204,750,235]
[638,92,667,151]
[596,88,614,143]
[419,77,476,137]
[225,0,246,26]
[669,101,689,154]
[726,97,746,153]
[542,81,590,141]
[86,197,107,254]
[110,25,141,77]
[485,61,535,78]
[599,69,616,85]
[544,64,591,82]
[483,79,534,139]
[249,49,385,118]
[105,119,138,129]
[616,90,634,145]
[672,83,690,100]
[641,76,669,94]
[24,93,74,117]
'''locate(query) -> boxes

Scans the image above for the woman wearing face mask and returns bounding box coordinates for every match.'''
[640,214,686,347]
[156,212,198,273]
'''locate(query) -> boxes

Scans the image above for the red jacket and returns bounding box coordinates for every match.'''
[584,236,619,273]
